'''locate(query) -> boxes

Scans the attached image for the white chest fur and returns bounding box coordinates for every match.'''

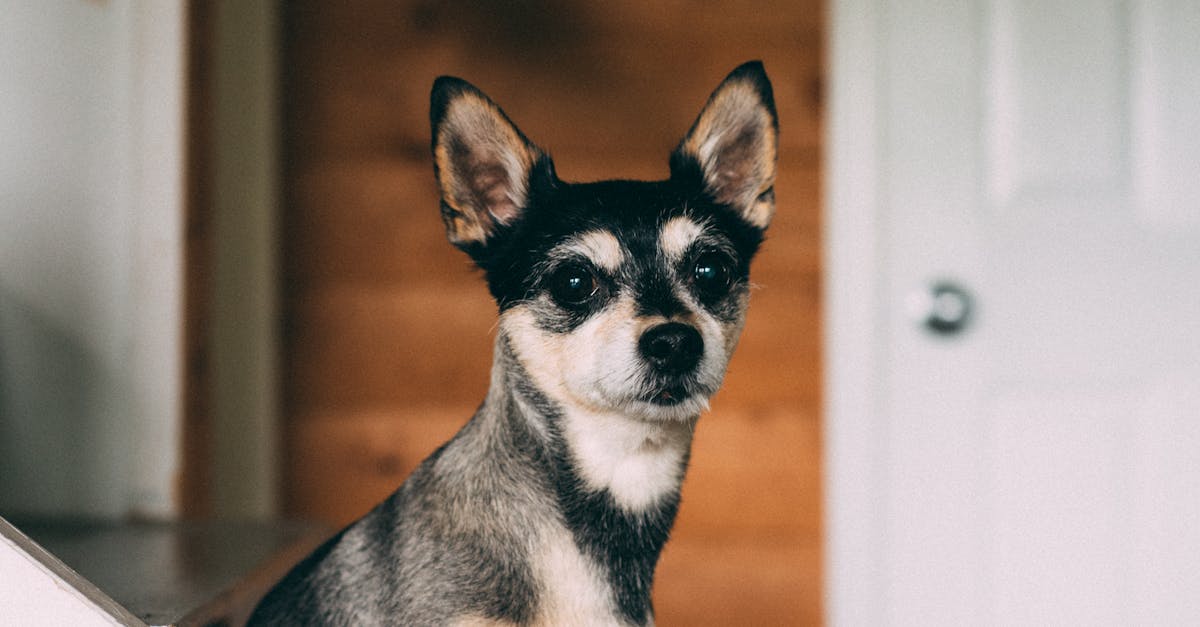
[530,526,622,626]
[561,408,694,513]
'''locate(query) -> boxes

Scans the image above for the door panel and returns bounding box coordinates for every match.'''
[1132,0,1200,226]
[986,0,1127,208]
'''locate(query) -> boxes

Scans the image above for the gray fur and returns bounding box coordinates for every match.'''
[252,340,566,625]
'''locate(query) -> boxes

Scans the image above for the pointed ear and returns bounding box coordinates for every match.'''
[671,61,778,229]
[431,77,545,247]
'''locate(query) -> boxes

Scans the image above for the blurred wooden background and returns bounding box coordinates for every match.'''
[279,1,824,624]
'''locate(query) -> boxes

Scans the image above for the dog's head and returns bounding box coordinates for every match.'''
[431,62,777,422]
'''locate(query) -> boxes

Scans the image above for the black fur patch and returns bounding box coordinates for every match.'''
[509,357,684,626]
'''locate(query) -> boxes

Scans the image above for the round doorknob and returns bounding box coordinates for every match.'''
[908,281,974,336]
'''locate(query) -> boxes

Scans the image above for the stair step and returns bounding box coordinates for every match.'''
[1,516,327,626]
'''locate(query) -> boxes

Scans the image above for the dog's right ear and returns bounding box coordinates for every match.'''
[671,61,778,230]
[431,77,544,251]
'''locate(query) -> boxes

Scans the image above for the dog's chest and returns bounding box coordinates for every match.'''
[531,526,630,627]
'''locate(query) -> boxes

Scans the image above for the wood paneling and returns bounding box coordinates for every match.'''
[282,1,824,624]
[182,0,214,518]
[655,538,821,627]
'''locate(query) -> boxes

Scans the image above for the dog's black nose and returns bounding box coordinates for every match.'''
[639,323,704,374]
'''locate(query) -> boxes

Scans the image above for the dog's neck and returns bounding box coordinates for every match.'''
[485,332,695,624]
[486,333,698,508]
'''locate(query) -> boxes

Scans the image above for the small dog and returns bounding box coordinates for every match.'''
[250,61,778,626]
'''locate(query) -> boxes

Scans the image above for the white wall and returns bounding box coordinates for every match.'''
[0,2,185,518]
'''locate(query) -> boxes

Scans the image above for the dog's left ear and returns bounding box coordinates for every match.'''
[431,76,545,249]
[671,61,778,230]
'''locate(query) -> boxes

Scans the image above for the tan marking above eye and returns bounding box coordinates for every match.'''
[658,217,705,263]
[555,230,625,272]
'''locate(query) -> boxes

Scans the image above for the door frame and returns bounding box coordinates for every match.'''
[823,0,886,624]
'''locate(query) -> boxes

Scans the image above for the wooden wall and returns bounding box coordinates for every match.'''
[280,2,824,624]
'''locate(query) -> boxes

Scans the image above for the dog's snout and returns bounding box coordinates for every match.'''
[639,323,704,374]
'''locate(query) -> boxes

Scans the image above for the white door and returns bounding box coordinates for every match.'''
[826,1,1200,625]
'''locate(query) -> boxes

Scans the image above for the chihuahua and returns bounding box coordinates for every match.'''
[250,61,778,626]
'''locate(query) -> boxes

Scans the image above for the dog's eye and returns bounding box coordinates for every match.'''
[548,263,599,308]
[692,251,733,297]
